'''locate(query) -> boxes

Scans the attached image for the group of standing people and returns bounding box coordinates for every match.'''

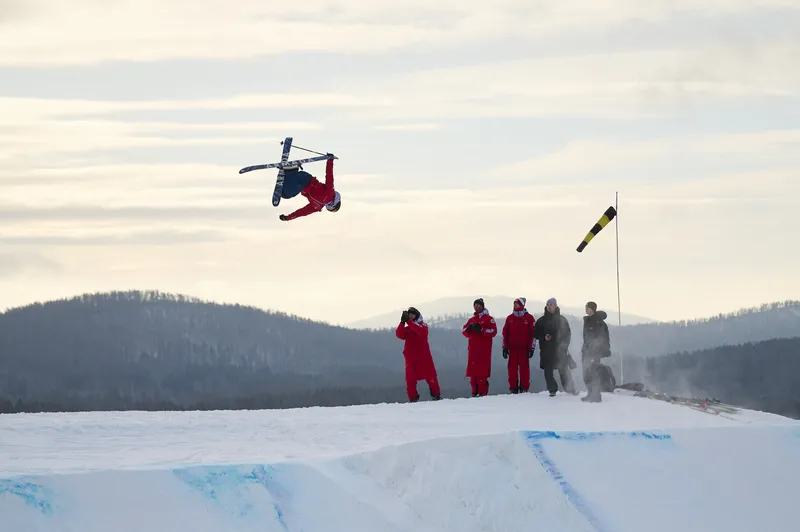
[395,297,612,403]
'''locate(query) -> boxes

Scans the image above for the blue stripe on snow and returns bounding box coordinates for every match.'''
[525,440,609,532]
[172,465,287,528]
[523,430,672,441]
[521,430,673,532]
[0,479,54,517]
[244,465,289,531]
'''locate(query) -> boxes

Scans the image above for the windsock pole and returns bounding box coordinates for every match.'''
[615,192,623,384]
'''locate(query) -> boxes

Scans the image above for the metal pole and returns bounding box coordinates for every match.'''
[615,191,623,384]
[280,141,327,157]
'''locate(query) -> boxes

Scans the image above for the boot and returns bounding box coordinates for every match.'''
[581,383,602,402]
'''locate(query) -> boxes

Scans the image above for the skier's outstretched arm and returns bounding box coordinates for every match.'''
[283,202,319,221]
[324,158,334,195]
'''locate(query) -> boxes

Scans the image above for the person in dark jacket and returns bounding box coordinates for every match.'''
[581,301,611,402]
[533,298,574,396]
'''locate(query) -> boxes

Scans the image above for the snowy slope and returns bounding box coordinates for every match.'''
[2,392,799,531]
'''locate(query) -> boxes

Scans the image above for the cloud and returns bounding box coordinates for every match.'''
[0,204,269,223]
[372,123,442,131]
[0,0,31,25]
[0,94,388,122]
[1,0,796,65]
[0,229,229,247]
[495,139,671,180]
[0,252,61,278]
[342,41,800,122]
[2,35,796,177]
[493,129,800,185]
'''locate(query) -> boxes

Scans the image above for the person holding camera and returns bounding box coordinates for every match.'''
[395,307,442,402]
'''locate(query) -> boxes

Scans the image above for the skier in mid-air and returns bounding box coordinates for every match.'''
[278,155,341,221]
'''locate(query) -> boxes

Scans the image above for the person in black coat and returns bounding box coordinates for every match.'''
[533,298,576,396]
[581,301,611,402]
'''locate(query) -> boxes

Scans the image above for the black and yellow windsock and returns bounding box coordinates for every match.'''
[576,206,617,252]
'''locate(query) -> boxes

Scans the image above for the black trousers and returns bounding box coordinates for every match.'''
[544,364,576,394]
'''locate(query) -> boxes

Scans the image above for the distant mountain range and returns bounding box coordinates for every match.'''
[349,296,800,359]
[346,295,655,330]
[1,290,798,417]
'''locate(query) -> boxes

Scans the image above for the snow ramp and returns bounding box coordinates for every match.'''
[2,425,799,532]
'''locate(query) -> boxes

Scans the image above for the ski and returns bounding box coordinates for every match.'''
[239,154,334,175]
[271,137,293,207]
[634,390,747,420]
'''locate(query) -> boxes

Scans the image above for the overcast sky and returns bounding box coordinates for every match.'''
[1,0,798,325]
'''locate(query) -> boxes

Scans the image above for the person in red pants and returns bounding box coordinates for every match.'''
[395,306,442,402]
[462,298,498,397]
[502,297,536,393]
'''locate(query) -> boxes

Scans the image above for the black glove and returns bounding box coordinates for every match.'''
[528,349,534,359]
[279,214,288,221]
[467,323,481,332]
[401,310,410,323]
[502,347,509,359]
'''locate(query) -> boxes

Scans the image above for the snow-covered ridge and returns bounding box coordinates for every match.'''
[2,392,799,531]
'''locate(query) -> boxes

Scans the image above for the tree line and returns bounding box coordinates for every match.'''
[0,290,797,418]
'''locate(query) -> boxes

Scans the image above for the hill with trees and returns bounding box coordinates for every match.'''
[425,301,800,360]
[637,337,800,420]
[0,290,493,412]
[1,291,797,419]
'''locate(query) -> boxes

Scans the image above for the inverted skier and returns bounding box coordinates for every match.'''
[278,155,341,221]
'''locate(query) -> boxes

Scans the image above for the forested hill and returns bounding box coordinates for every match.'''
[425,302,800,359]
[1,291,798,417]
[640,337,800,420]
[612,301,800,357]
[0,290,476,412]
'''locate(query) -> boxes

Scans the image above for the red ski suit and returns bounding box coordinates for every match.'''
[462,309,497,396]
[395,318,441,401]
[285,159,336,220]
[502,310,536,391]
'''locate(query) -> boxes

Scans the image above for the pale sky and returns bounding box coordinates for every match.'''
[1,0,799,326]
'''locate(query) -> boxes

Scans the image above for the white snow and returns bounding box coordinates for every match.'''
[2,391,799,531]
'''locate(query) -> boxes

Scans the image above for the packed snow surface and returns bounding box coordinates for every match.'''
[2,391,799,531]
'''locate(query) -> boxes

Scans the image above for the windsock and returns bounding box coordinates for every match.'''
[576,206,616,252]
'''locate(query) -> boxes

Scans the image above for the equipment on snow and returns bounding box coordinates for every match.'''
[616,384,748,422]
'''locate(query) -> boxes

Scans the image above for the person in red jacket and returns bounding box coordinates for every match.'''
[502,297,536,393]
[462,298,498,397]
[279,157,341,221]
[395,306,442,402]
